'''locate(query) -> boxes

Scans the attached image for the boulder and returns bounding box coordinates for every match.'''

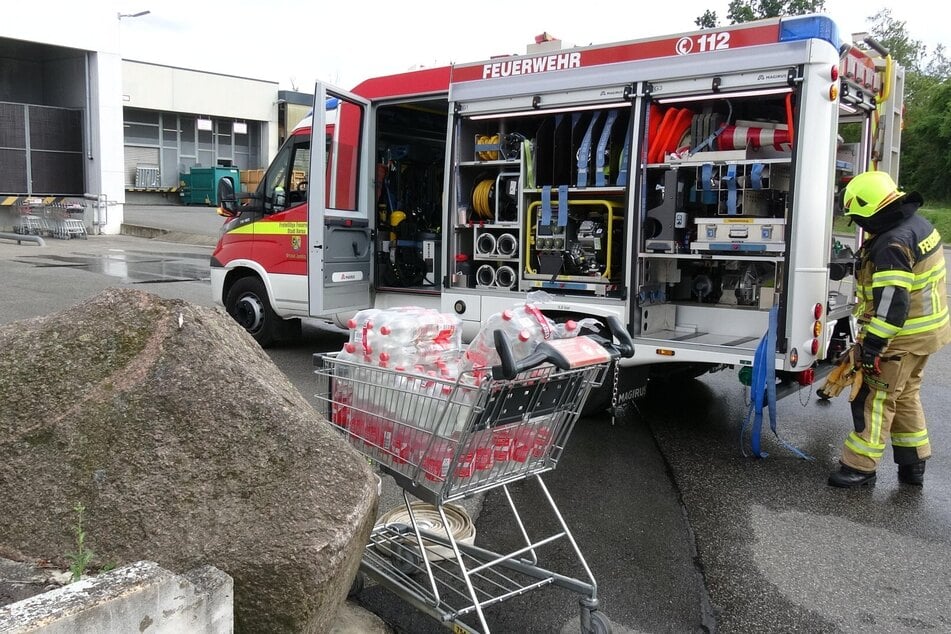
[0,288,377,633]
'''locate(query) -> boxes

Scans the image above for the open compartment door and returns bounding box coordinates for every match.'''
[308,82,373,316]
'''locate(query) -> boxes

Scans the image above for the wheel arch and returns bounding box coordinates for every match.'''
[221,261,279,317]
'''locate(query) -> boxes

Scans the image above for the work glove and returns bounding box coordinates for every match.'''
[860,334,887,376]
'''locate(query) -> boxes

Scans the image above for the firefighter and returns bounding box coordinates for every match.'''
[828,171,950,488]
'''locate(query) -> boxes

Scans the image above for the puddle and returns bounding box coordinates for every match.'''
[15,250,210,284]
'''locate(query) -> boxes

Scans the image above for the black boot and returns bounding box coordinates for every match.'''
[898,461,926,485]
[828,464,877,488]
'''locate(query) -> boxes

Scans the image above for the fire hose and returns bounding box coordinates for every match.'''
[375,501,476,562]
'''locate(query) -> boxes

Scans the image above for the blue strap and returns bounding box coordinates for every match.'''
[691,120,727,154]
[557,185,569,227]
[541,186,552,225]
[741,306,814,460]
[595,110,618,186]
[726,164,738,215]
[617,118,631,186]
[751,163,764,190]
[577,112,601,188]
[702,163,713,191]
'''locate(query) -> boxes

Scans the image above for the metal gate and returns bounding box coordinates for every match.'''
[0,101,84,196]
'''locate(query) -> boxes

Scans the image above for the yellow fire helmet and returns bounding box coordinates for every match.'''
[843,171,905,218]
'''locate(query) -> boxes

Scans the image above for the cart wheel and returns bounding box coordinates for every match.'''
[583,610,613,634]
[348,572,365,598]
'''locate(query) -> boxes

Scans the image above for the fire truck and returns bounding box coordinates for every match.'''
[211,15,903,405]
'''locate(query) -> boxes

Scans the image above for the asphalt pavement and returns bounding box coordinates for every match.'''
[3,204,951,633]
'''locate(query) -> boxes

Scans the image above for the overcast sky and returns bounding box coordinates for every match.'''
[112,0,946,90]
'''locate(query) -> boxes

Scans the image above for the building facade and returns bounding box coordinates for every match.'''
[1,5,286,235]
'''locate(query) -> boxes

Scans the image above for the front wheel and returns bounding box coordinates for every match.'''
[225,276,280,347]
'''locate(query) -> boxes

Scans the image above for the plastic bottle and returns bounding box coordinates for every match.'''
[423,439,457,482]
[347,309,384,356]
[454,449,475,479]
[378,311,461,348]
[461,307,543,372]
[510,426,536,464]
[473,429,494,473]
[532,424,553,460]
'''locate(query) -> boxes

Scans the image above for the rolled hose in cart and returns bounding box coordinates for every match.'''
[375,501,476,561]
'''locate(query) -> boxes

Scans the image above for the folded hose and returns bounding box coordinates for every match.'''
[375,501,476,561]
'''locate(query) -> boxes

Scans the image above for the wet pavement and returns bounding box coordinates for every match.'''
[3,206,951,633]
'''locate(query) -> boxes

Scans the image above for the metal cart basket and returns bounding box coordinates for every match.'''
[315,318,634,634]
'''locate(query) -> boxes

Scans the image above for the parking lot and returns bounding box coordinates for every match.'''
[2,209,950,632]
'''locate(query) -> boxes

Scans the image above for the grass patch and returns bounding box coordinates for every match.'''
[833,202,951,244]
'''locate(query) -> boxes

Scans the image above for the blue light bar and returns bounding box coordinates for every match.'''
[779,15,842,53]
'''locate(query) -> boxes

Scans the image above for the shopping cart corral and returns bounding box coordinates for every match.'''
[315,317,634,634]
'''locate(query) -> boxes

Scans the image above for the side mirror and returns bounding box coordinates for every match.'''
[217,177,238,217]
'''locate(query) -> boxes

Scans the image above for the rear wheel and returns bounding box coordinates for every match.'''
[225,276,281,347]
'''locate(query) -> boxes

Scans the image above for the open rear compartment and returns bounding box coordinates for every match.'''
[449,106,632,300]
[633,88,796,357]
[373,99,449,294]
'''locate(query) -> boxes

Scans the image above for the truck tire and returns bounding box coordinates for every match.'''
[225,276,281,347]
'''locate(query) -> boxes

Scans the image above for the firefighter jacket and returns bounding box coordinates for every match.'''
[854,211,951,356]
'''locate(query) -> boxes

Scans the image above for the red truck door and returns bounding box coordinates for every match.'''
[307,83,373,316]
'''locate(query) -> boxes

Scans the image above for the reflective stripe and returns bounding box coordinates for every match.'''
[870,389,886,446]
[910,262,946,290]
[228,221,308,235]
[899,306,950,335]
[892,430,930,448]
[868,316,901,339]
[871,270,914,289]
[846,431,886,459]
[876,286,895,319]
[922,284,935,316]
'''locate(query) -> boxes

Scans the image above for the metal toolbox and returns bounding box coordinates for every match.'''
[691,217,786,253]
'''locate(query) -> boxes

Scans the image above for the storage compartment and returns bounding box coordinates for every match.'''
[634,253,782,350]
[450,103,630,299]
[373,100,448,291]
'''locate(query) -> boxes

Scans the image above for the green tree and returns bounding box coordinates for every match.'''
[695,10,718,28]
[695,0,825,27]
[901,80,951,201]
[867,9,951,201]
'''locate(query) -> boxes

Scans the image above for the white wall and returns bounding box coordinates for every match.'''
[122,61,280,164]
[1,3,125,233]
[1,3,282,232]
[122,61,277,121]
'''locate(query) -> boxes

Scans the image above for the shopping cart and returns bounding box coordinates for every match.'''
[315,316,634,634]
[13,198,49,236]
[49,202,87,240]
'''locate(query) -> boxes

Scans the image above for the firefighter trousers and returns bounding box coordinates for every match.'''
[842,351,932,473]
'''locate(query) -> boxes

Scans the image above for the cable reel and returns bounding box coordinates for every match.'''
[476,134,501,161]
[471,178,496,221]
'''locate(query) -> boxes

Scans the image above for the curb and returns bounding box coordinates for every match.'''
[120,224,217,247]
